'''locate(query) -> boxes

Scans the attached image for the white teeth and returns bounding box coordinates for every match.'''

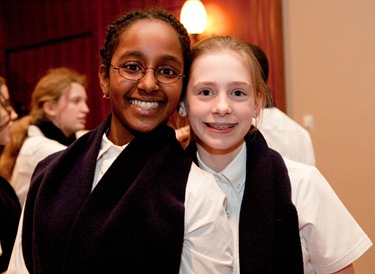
[208,123,236,130]
[130,99,160,110]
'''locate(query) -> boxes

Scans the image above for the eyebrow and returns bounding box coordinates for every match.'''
[193,81,252,88]
[228,81,252,89]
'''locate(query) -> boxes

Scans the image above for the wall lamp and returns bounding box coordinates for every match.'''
[180,0,207,43]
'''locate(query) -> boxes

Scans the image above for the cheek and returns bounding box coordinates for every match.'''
[109,77,131,93]
[0,110,6,120]
[59,105,76,120]
[187,101,206,127]
[165,84,183,108]
[237,105,254,129]
[239,106,254,119]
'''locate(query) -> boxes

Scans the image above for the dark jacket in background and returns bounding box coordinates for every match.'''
[0,175,21,273]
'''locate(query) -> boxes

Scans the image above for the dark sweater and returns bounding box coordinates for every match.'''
[22,117,192,274]
[0,176,21,272]
[186,129,304,273]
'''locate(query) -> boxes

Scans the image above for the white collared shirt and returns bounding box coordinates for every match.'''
[10,125,67,206]
[197,143,246,274]
[257,107,316,166]
[92,133,127,190]
[196,140,372,274]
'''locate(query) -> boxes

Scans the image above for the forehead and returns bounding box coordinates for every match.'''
[58,83,86,103]
[113,19,183,65]
[64,83,86,97]
[191,50,252,81]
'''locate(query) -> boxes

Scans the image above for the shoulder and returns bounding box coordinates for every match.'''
[264,146,289,172]
[0,176,16,197]
[282,157,326,194]
[261,107,308,133]
[22,125,66,154]
[283,157,350,221]
[283,157,317,176]
[32,121,107,178]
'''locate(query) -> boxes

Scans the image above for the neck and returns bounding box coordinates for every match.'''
[108,118,135,146]
[196,141,244,173]
[36,119,76,146]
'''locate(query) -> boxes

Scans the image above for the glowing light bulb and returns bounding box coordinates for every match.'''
[180,0,207,34]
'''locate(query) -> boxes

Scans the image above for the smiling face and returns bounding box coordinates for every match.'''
[186,50,262,158]
[99,19,184,145]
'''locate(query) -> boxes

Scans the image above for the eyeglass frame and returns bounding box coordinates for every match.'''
[110,63,185,84]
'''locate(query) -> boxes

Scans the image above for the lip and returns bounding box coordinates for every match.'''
[129,99,162,110]
[128,98,165,117]
[78,117,87,124]
[204,122,238,131]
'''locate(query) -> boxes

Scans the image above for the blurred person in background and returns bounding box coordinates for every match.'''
[0,67,89,206]
[248,43,315,166]
[0,76,21,273]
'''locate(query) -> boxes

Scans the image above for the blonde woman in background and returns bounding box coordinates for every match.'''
[0,76,20,273]
[0,67,90,206]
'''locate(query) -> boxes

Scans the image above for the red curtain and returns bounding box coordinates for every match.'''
[250,0,285,111]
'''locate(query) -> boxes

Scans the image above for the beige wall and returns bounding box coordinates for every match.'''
[282,0,375,272]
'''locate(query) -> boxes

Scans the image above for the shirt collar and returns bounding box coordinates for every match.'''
[197,143,247,193]
[97,132,128,160]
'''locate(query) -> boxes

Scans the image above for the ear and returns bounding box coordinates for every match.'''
[43,101,57,117]
[178,102,187,117]
[99,64,110,96]
[253,93,264,118]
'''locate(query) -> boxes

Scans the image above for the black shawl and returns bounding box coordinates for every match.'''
[22,116,192,274]
[186,129,303,273]
[35,118,76,146]
[0,176,21,272]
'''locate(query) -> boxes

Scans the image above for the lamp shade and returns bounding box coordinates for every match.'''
[180,0,207,34]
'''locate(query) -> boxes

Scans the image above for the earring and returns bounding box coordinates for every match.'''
[178,103,187,117]
[253,111,258,118]
[103,94,110,99]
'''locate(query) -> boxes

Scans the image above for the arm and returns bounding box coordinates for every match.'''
[287,159,372,273]
[333,264,355,274]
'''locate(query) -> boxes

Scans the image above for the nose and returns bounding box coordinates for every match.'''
[10,106,18,121]
[82,102,90,113]
[212,93,232,116]
[137,68,159,94]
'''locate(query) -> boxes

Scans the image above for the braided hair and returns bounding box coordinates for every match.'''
[99,8,191,96]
